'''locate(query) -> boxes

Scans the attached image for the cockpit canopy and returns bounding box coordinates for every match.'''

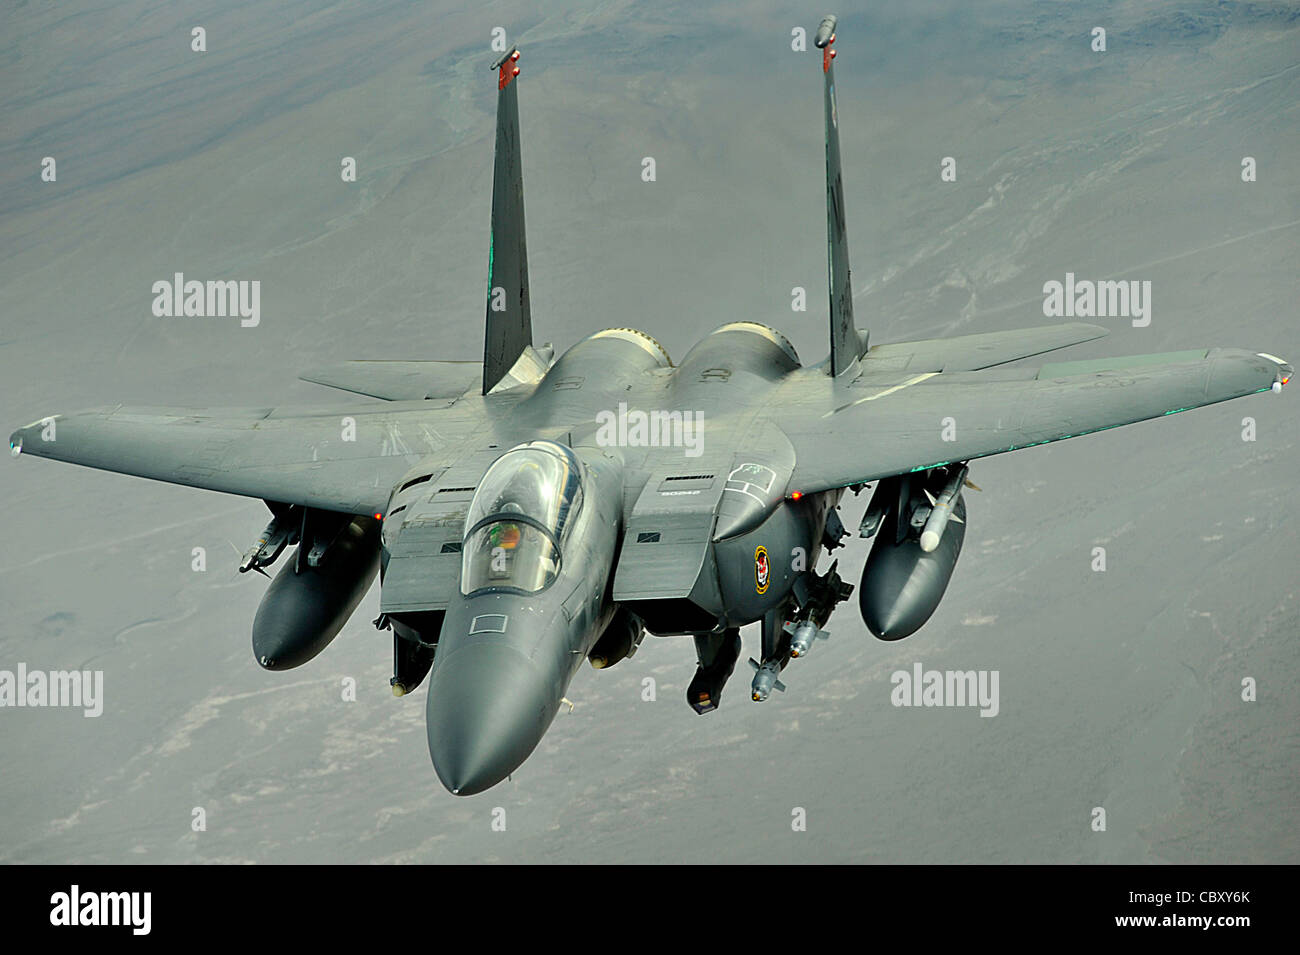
[460,441,584,595]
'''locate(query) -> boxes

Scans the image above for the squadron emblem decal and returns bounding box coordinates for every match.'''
[755,546,770,595]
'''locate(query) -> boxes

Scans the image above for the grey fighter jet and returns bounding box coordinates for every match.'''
[10,18,1291,795]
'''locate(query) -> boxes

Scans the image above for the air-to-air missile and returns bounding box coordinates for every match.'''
[251,514,381,670]
[919,465,969,553]
[786,618,829,658]
[749,657,787,701]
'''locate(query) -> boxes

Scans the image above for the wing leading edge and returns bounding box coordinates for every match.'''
[782,347,1291,494]
[858,322,1109,375]
[298,360,482,400]
[8,402,464,515]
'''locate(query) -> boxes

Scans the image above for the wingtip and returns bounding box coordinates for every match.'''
[9,416,60,456]
[1256,351,1292,380]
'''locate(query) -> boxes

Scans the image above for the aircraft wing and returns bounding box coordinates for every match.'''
[858,322,1109,375]
[9,402,464,515]
[783,348,1290,494]
[298,360,482,400]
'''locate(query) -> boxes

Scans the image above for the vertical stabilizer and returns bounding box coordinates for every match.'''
[483,45,533,394]
[816,16,866,377]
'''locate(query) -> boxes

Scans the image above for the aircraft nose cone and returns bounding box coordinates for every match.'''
[425,641,552,795]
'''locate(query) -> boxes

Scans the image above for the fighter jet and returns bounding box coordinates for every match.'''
[10,18,1290,795]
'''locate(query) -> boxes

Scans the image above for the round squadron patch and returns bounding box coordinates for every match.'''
[755,546,770,595]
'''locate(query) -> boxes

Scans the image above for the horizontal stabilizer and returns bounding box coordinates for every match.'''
[299,361,481,400]
[860,322,1108,376]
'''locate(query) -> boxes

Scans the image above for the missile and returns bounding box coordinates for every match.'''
[785,619,829,658]
[919,466,968,554]
[749,657,786,701]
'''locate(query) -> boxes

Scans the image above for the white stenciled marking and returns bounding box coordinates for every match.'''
[823,372,939,417]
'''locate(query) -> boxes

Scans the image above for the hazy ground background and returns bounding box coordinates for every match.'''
[1,0,1296,863]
